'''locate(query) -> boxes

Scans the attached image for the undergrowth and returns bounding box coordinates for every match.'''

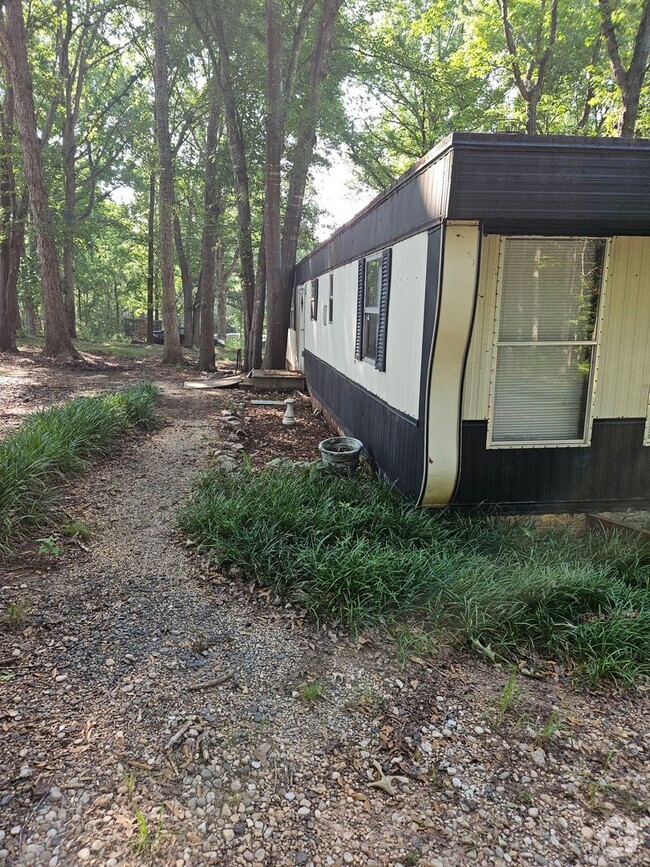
[179,465,650,686]
[0,383,159,547]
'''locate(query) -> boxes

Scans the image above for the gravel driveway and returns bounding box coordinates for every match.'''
[0,357,649,867]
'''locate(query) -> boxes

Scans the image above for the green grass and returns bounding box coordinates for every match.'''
[0,383,159,547]
[179,465,650,685]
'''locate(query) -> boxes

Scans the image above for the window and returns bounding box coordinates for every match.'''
[328,273,334,323]
[355,248,392,370]
[489,237,606,446]
[645,386,650,446]
[310,279,319,321]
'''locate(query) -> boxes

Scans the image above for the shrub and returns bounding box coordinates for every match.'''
[179,465,650,685]
[0,383,159,546]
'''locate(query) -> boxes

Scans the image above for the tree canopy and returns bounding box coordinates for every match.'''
[0,0,648,360]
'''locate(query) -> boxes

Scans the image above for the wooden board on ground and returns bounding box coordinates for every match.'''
[184,375,244,390]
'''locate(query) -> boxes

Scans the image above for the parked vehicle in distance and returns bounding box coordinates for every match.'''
[152,329,225,346]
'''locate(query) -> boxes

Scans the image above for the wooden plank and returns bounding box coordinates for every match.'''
[184,375,244,390]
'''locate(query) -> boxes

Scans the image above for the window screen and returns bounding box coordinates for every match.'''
[491,238,605,445]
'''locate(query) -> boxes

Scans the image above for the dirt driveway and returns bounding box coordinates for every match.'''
[0,348,648,867]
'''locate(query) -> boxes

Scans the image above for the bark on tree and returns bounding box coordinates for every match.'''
[264,0,344,369]
[262,0,283,370]
[599,0,650,138]
[153,0,183,364]
[146,170,155,342]
[497,0,558,136]
[173,210,194,347]
[0,85,22,352]
[183,1,257,369]
[197,88,221,372]
[0,0,80,359]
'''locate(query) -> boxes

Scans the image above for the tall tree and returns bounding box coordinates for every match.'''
[197,84,220,372]
[152,0,182,364]
[0,82,24,351]
[497,0,559,135]
[599,0,650,137]
[0,0,80,359]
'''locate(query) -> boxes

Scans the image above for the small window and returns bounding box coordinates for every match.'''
[644,386,650,446]
[328,273,334,323]
[310,279,319,321]
[489,237,605,447]
[355,249,392,370]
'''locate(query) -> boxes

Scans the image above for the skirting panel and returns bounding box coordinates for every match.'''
[304,352,424,499]
[454,419,650,511]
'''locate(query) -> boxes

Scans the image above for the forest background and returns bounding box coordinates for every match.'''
[0,0,648,369]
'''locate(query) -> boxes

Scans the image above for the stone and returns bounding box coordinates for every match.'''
[530,749,546,767]
[223,829,235,843]
[77,849,91,861]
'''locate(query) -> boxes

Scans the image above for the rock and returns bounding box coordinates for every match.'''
[223,829,235,843]
[581,826,594,840]
[49,787,63,802]
[530,749,546,767]
[295,854,309,865]
[77,849,91,861]
[284,791,296,801]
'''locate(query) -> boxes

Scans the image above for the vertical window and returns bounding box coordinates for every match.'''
[644,387,650,446]
[363,256,381,360]
[355,249,392,370]
[489,237,605,446]
[310,278,319,321]
[328,273,334,323]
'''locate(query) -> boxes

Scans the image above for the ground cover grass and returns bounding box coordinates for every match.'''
[179,464,650,685]
[0,383,159,547]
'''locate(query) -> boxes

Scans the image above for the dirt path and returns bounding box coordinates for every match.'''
[1,360,649,867]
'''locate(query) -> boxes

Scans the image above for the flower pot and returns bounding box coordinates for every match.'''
[318,436,363,472]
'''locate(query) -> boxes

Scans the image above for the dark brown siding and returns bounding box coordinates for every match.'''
[305,352,422,497]
[454,419,650,512]
[448,136,650,236]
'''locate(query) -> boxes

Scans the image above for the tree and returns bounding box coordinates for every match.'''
[0,0,80,359]
[152,0,182,364]
[599,0,650,137]
[197,84,220,372]
[497,0,558,135]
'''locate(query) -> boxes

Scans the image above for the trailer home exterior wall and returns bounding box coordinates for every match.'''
[290,133,650,511]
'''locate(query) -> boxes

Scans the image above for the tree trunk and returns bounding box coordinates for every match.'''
[60,6,77,338]
[197,88,220,372]
[1,0,80,359]
[0,85,21,352]
[146,170,155,342]
[264,0,343,369]
[23,287,36,334]
[191,286,200,347]
[173,211,193,347]
[599,0,650,138]
[250,222,266,369]
[262,0,283,370]
[184,1,256,369]
[215,244,227,340]
[153,0,182,365]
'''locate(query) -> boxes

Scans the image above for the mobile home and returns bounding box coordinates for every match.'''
[288,133,650,511]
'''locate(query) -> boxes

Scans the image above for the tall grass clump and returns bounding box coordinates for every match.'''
[179,465,650,685]
[0,383,159,546]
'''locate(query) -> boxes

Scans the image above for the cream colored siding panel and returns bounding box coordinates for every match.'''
[593,236,650,419]
[421,222,480,506]
[462,234,500,420]
[303,232,429,419]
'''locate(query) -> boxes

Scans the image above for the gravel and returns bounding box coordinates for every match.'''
[0,354,649,866]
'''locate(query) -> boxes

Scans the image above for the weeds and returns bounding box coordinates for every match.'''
[0,383,159,547]
[493,674,521,725]
[179,465,650,684]
[3,600,31,631]
[299,680,323,703]
[37,535,61,556]
[60,520,93,540]
[535,709,565,746]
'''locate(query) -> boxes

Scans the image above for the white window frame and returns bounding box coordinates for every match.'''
[328,273,334,324]
[362,252,382,363]
[486,236,610,450]
[644,386,650,446]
